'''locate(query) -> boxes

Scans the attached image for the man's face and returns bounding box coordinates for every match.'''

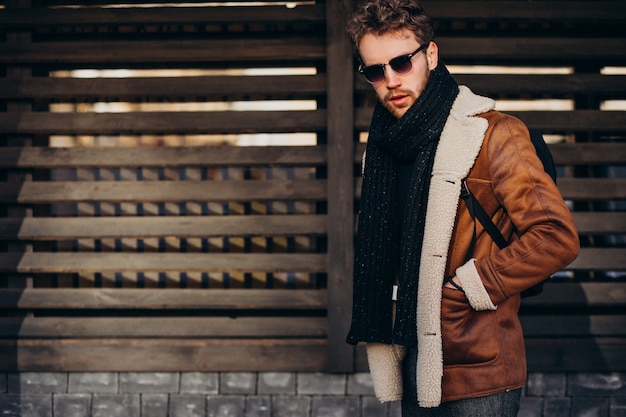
[358,30,438,119]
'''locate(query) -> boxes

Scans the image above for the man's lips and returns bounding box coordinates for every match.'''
[388,93,410,106]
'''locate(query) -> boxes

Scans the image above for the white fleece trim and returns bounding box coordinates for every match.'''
[456,259,497,311]
[415,86,495,407]
[366,343,406,402]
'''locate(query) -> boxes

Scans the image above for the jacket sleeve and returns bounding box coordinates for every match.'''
[456,115,580,306]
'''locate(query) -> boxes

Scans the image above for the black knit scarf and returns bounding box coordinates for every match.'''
[346,63,459,347]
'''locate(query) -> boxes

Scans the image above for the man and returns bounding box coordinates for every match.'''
[344,1,580,416]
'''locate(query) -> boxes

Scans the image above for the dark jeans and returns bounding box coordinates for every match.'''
[401,346,521,417]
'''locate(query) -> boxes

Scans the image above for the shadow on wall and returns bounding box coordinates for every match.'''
[521,282,611,373]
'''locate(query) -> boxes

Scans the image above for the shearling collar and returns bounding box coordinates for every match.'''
[415,86,495,407]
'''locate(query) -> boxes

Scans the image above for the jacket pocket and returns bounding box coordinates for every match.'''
[441,287,500,366]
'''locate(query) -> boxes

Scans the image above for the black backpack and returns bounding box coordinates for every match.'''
[461,130,557,298]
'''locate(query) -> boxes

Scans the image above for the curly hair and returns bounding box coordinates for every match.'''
[346,0,434,48]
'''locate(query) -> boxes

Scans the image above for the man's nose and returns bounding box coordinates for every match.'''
[384,67,402,88]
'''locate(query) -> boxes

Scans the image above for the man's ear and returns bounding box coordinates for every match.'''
[426,41,439,70]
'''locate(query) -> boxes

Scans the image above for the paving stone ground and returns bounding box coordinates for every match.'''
[0,372,625,417]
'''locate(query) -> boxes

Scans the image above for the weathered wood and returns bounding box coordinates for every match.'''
[0,288,327,310]
[520,316,626,337]
[0,273,622,309]
[1,212,619,240]
[355,178,626,201]
[573,212,626,234]
[4,2,625,28]
[0,316,327,338]
[0,215,327,240]
[557,178,626,201]
[509,111,626,132]
[2,38,624,65]
[357,74,626,95]
[0,4,326,26]
[325,0,356,373]
[0,75,327,100]
[550,143,626,165]
[521,282,626,308]
[0,338,327,371]
[0,111,327,135]
[357,109,626,131]
[354,142,626,166]
[421,1,626,20]
[0,146,327,168]
[0,38,326,64]
[5,74,626,102]
[436,37,626,62]
[0,252,327,273]
[525,338,626,372]
[0,179,327,204]
[566,248,626,271]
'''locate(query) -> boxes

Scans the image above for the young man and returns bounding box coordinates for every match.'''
[344,1,580,416]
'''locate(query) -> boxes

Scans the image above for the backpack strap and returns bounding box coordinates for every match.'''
[461,180,508,257]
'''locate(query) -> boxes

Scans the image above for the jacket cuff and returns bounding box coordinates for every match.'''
[456,259,497,311]
[365,343,406,402]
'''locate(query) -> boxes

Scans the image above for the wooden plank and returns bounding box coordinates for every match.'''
[509,111,626,132]
[0,338,327,371]
[567,248,626,271]
[574,212,626,234]
[550,143,626,165]
[0,75,327,100]
[357,109,626,131]
[0,38,326,64]
[520,315,626,337]
[557,178,626,200]
[354,142,626,166]
[0,4,326,26]
[0,215,327,240]
[526,338,626,371]
[2,37,624,65]
[325,0,355,373]
[420,1,626,21]
[356,74,626,96]
[0,111,327,135]
[0,252,327,274]
[7,74,623,102]
[2,283,621,311]
[0,316,327,338]
[0,179,327,204]
[436,37,626,61]
[355,178,626,201]
[0,288,328,310]
[452,74,626,96]
[3,2,625,27]
[521,282,626,308]
[0,146,327,168]
[28,0,626,21]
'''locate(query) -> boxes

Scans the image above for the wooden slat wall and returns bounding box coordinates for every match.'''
[1,0,626,373]
[0,0,334,372]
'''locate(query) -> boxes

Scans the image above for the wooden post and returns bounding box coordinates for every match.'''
[325,0,355,373]
[4,0,34,290]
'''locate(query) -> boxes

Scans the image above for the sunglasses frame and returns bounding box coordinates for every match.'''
[358,42,430,84]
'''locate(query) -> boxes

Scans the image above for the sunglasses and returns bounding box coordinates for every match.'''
[358,42,429,83]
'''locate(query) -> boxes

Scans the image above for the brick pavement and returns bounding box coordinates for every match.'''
[0,372,625,416]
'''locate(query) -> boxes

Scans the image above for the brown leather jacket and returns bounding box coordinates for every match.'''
[441,108,580,402]
[365,86,579,407]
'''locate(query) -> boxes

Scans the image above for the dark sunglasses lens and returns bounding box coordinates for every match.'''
[389,55,413,74]
[362,65,384,83]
